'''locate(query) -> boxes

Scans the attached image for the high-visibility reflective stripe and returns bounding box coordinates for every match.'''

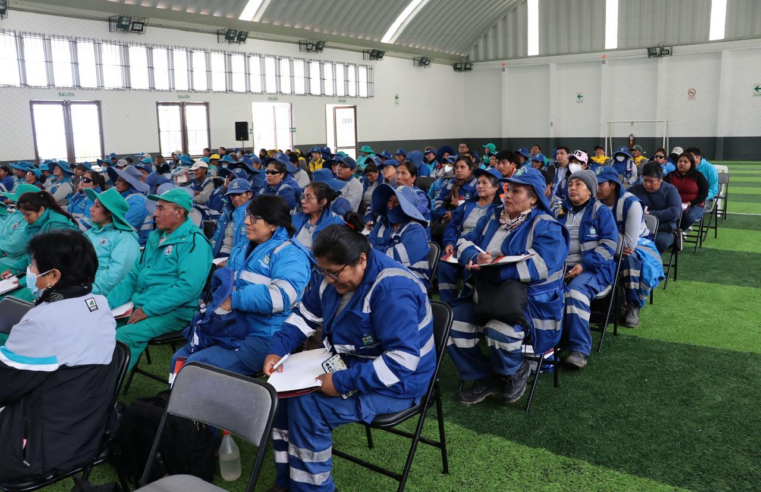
[532,318,561,331]
[334,344,355,353]
[272,279,299,308]
[566,305,591,321]
[420,335,435,356]
[566,289,591,305]
[486,337,523,352]
[274,450,288,463]
[418,302,432,330]
[410,260,429,270]
[287,313,315,337]
[290,468,331,485]
[393,243,410,265]
[289,443,332,463]
[517,260,531,282]
[439,283,458,291]
[300,305,322,324]
[319,278,329,299]
[452,320,478,334]
[272,429,289,441]
[386,350,420,371]
[581,241,598,251]
[621,269,641,278]
[240,271,271,285]
[362,268,426,313]
[447,336,479,348]
[373,357,400,386]
[268,285,285,312]
[487,320,523,339]
[528,248,548,279]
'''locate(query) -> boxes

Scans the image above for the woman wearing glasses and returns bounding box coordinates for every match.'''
[67,170,106,231]
[652,147,675,177]
[170,194,312,377]
[292,182,345,252]
[259,160,298,214]
[263,216,435,492]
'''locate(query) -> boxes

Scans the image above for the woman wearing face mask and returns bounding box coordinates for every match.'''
[0,190,79,282]
[259,160,297,214]
[609,146,638,185]
[0,229,120,483]
[438,168,503,302]
[171,195,312,377]
[293,182,345,251]
[68,170,106,231]
[262,217,434,492]
[47,160,76,206]
[433,155,478,225]
[368,186,431,289]
[665,152,709,231]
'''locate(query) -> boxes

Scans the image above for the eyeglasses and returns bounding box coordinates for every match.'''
[654,155,665,159]
[300,194,317,202]
[81,177,93,183]
[315,263,349,281]
[244,211,263,224]
[265,170,281,175]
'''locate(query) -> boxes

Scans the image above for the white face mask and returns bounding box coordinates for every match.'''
[615,155,626,162]
[443,165,453,174]
[569,163,583,174]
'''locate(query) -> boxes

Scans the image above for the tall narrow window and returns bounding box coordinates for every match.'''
[358,66,368,98]
[709,0,727,40]
[0,32,20,87]
[309,61,321,95]
[249,55,262,93]
[323,62,334,96]
[527,0,539,56]
[102,43,124,89]
[30,101,104,163]
[153,48,170,90]
[69,102,104,163]
[231,53,246,92]
[184,103,210,155]
[23,35,48,87]
[279,58,291,94]
[264,56,277,94]
[192,51,208,91]
[76,41,98,88]
[335,63,345,97]
[210,52,226,91]
[157,103,183,156]
[605,0,618,49]
[51,37,74,88]
[157,102,210,156]
[347,64,356,97]
[252,102,292,151]
[173,48,189,91]
[293,60,306,95]
[129,46,149,89]
[31,103,67,161]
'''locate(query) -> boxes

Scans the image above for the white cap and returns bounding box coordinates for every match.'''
[116,159,129,168]
[570,150,588,164]
[672,146,684,155]
[189,161,209,171]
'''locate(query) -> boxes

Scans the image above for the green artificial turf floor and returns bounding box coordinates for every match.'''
[40,161,761,492]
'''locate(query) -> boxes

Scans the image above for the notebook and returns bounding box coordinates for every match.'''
[267,348,333,397]
[441,252,534,267]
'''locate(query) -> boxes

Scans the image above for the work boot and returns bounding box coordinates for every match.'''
[265,485,288,492]
[457,375,501,405]
[619,304,631,324]
[624,306,640,327]
[502,360,530,404]
[565,351,588,369]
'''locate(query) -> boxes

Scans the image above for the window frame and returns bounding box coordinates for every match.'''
[156,101,211,157]
[29,99,105,164]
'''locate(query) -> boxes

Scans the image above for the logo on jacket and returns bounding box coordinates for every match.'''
[588,226,598,239]
[263,254,271,265]
[164,245,174,256]
[85,297,98,312]
[514,168,526,177]
[99,238,108,246]
[362,334,376,346]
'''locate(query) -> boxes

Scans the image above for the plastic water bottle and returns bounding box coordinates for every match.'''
[219,430,241,481]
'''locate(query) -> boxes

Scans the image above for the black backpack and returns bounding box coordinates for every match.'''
[117,390,216,487]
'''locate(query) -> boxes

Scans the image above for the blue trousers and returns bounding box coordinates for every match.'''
[273,392,414,491]
[621,242,662,309]
[680,205,705,230]
[170,334,272,381]
[437,261,462,303]
[565,271,609,356]
[446,297,525,380]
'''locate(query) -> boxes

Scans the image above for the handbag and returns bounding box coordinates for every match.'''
[473,278,528,327]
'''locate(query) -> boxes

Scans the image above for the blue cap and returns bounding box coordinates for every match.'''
[140,157,153,165]
[144,172,172,192]
[614,146,632,158]
[39,163,50,172]
[200,157,210,164]
[473,167,503,181]
[96,159,109,166]
[225,178,252,195]
[371,184,427,225]
[338,156,357,170]
[179,154,194,166]
[516,148,530,159]
[425,148,437,155]
[406,150,424,169]
[378,151,392,160]
[500,167,551,214]
[108,153,117,159]
[435,146,455,163]
[135,163,153,174]
[220,155,237,165]
[242,155,261,166]
[313,168,347,191]
[594,166,622,189]
[309,147,322,153]
[530,153,545,162]
[395,148,407,156]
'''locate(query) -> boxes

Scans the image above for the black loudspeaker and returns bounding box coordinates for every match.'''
[235,121,249,141]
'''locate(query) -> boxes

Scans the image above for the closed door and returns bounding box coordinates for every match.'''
[333,106,357,159]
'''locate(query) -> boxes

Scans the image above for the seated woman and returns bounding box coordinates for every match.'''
[555,170,618,370]
[263,217,434,492]
[596,167,664,328]
[211,178,254,259]
[396,159,433,224]
[665,152,709,231]
[259,159,298,214]
[447,167,569,405]
[0,229,118,483]
[368,186,431,289]
[293,181,345,251]
[107,165,154,246]
[84,188,141,296]
[360,162,381,215]
[25,167,46,190]
[0,184,38,276]
[171,195,312,376]
[438,167,502,302]
[432,155,478,225]
[312,169,353,217]
[652,147,675,177]
[47,161,76,206]
[68,170,106,231]
[0,190,79,280]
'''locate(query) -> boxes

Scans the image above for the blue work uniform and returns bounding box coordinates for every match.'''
[292,208,345,252]
[121,189,154,246]
[368,217,431,289]
[260,181,298,214]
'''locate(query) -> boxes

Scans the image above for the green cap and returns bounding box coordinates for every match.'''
[85,187,134,232]
[148,187,193,212]
[2,183,42,202]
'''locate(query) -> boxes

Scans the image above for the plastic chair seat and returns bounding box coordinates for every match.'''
[135,475,227,492]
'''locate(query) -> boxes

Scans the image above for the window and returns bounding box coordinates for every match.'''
[153,48,170,90]
[51,38,74,88]
[309,60,321,95]
[347,64,356,97]
[157,102,210,156]
[709,0,727,40]
[335,63,345,97]
[279,58,291,94]
[101,43,124,89]
[0,32,20,87]
[264,56,277,94]
[173,48,189,91]
[323,62,334,96]
[30,101,104,163]
[527,0,539,56]
[231,53,246,93]
[293,59,306,95]
[76,41,98,88]
[191,51,208,91]
[129,46,150,89]
[605,0,618,49]
[358,66,368,98]
[249,55,262,93]
[210,52,226,91]
[252,102,292,151]
[23,35,48,87]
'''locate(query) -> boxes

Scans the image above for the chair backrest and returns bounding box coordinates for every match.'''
[201,263,218,304]
[427,241,440,274]
[430,301,454,358]
[718,172,729,185]
[202,220,217,239]
[644,214,659,238]
[714,164,729,174]
[417,176,434,193]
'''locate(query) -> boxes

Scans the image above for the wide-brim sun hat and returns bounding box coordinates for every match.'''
[85,187,134,232]
[371,183,428,225]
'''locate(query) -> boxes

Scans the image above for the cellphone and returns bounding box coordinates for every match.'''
[322,354,357,399]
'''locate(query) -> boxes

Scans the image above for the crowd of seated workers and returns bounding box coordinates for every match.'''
[1,140,723,491]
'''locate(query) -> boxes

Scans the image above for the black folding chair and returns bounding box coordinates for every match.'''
[0,342,131,492]
[202,220,217,240]
[589,241,625,353]
[662,209,682,290]
[427,241,440,295]
[521,343,560,413]
[333,301,453,492]
[132,363,277,492]
[123,264,217,393]
[416,177,435,194]
[643,215,659,305]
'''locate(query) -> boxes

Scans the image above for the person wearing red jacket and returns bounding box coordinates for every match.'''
[665,152,709,231]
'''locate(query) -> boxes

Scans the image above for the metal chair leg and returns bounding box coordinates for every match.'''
[524,354,545,413]
[553,347,560,388]
[434,385,449,474]
[365,424,375,449]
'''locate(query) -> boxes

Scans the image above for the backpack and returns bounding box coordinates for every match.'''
[117,390,216,487]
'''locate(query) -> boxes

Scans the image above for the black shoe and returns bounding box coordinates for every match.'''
[619,304,631,324]
[624,306,640,327]
[265,485,288,492]
[457,375,501,405]
[502,360,530,404]
[565,351,588,369]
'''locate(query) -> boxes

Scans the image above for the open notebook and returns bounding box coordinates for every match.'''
[267,348,333,397]
[441,252,534,267]
[0,276,21,296]
[112,301,134,319]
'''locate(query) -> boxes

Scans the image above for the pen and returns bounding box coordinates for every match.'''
[272,353,290,371]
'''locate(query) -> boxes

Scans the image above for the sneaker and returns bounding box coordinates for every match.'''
[265,485,288,492]
[457,375,501,405]
[624,306,640,327]
[502,360,530,404]
[565,351,588,369]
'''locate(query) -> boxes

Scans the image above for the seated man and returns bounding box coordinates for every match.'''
[595,167,664,327]
[106,188,212,370]
[629,163,682,253]
[555,170,618,369]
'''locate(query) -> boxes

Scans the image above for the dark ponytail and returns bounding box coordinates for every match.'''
[313,211,371,265]
[87,171,106,190]
[18,190,76,224]
[306,182,337,209]
[247,194,296,237]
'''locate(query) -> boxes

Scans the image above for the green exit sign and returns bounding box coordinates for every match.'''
[289,127,296,133]
[268,96,279,101]
[338,98,347,103]
[178,94,191,99]
[58,91,75,97]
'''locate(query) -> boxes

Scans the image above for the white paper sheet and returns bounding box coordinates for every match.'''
[0,277,20,296]
[112,301,134,319]
[267,348,332,393]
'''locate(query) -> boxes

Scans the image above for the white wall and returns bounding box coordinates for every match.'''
[0,10,466,161]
